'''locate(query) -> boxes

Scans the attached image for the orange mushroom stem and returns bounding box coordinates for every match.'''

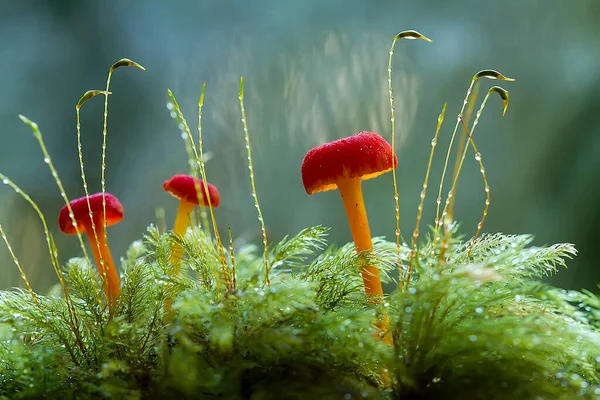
[59,193,123,306]
[336,177,384,296]
[163,174,220,274]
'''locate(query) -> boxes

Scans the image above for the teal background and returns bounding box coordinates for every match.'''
[0,1,598,292]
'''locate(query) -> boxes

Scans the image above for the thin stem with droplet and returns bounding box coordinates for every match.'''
[438,86,508,263]
[239,77,270,287]
[432,70,514,255]
[167,88,231,289]
[100,59,145,292]
[458,117,491,257]
[228,227,236,290]
[407,103,446,279]
[446,82,480,221]
[0,222,39,307]
[0,172,86,359]
[76,90,111,311]
[437,87,509,262]
[443,87,509,224]
[387,30,433,284]
[20,115,93,287]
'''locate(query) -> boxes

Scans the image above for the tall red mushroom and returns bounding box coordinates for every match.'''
[58,193,123,305]
[163,174,220,272]
[302,131,397,297]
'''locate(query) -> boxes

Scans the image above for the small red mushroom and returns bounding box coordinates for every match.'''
[58,193,123,305]
[302,132,396,345]
[302,131,397,298]
[163,174,220,271]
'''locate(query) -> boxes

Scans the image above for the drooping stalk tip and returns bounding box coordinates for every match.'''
[58,192,123,306]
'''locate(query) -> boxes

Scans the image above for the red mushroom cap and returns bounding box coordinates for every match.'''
[58,193,124,235]
[163,174,220,207]
[301,131,398,194]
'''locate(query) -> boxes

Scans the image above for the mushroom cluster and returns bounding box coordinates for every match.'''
[57,172,221,310]
[57,132,394,325]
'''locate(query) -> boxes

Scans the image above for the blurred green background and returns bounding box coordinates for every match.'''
[1,0,598,292]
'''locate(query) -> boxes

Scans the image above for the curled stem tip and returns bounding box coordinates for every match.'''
[488,86,510,116]
[18,115,37,130]
[109,58,146,73]
[394,30,433,43]
[76,90,111,110]
[473,69,515,82]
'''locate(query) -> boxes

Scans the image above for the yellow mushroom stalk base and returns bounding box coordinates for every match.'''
[337,177,392,345]
[170,200,196,275]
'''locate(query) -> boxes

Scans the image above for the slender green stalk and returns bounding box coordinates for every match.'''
[387,30,432,284]
[238,77,270,286]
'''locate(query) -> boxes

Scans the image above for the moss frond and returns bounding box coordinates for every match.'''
[0,223,599,399]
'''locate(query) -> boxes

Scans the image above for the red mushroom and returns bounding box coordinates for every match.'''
[302,131,397,298]
[163,174,220,271]
[58,193,123,305]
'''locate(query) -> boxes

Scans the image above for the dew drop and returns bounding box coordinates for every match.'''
[43,157,50,164]
[469,335,477,342]
[2,179,8,185]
